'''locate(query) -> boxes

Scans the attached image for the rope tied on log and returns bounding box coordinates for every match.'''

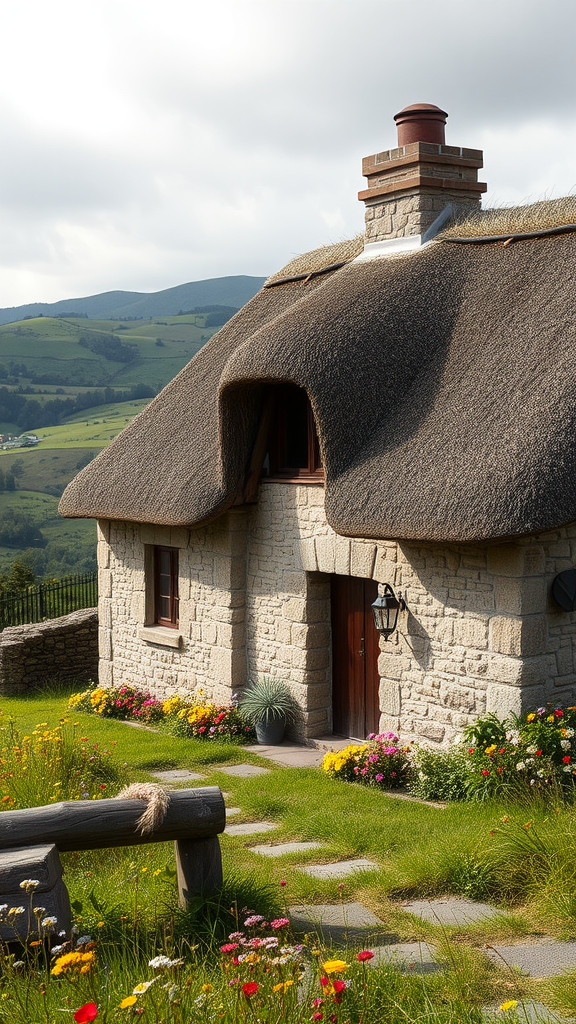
[115,783,171,835]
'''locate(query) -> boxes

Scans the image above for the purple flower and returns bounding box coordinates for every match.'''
[375,773,384,782]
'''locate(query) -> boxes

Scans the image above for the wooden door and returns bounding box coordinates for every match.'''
[331,576,380,739]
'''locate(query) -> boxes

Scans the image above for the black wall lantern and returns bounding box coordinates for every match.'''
[371,584,406,641]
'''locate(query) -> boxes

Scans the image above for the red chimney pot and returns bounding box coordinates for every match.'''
[394,103,448,146]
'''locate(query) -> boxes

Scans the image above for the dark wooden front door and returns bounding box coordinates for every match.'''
[331,576,380,739]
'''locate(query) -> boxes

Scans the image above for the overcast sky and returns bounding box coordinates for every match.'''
[1,0,575,307]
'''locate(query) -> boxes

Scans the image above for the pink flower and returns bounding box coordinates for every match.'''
[220,943,239,953]
[270,918,289,929]
[375,774,383,782]
[243,915,265,927]
[280,880,286,887]
[357,950,374,962]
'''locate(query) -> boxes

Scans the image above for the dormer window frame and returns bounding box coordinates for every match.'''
[267,384,323,481]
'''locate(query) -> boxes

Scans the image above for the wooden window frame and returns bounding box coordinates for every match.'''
[154,546,179,628]
[267,385,324,482]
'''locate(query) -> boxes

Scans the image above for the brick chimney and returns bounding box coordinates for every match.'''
[359,103,487,243]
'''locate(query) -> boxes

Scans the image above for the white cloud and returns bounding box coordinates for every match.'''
[1,0,575,305]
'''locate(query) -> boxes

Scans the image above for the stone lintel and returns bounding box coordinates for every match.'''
[359,175,487,203]
[362,141,484,172]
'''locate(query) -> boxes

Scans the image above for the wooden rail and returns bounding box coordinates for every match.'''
[0,787,226,906]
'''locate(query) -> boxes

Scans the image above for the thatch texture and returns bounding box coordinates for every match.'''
[60,226,576,543]
[440,196,576,238]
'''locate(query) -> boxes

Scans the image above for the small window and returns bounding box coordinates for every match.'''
[154,546,179,628]
[266,384,323,479]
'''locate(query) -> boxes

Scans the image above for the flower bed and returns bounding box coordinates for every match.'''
[68,686,255,742]
[321,732,411,789]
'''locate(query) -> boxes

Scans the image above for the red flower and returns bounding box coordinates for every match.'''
[242,982,259,998]
[313,1015,323,1022]
[554,709,564,717]
[468,748,475,754]
[74,1005,97,1023]
[332,980,346,994]
[481,769,490,776]
[220,943,239,953]
[535,750,542,756]
[563,755,571,763]
[498,748,505,754]
[357,950,374,962]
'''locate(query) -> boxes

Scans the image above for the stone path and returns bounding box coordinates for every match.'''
[403,897,500,926]
[225,821,277,836]
[288,902,390,945]
[301,858,379,879]
[249,841,321,857]
[370,942,439,974]
[484,941,576,977]
[217,764,271,777]
[150,768,206,782]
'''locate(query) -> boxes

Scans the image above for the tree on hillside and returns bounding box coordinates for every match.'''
[0,467,4,492]
[5,472,15,491]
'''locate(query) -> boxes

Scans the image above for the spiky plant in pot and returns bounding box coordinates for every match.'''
[238,678,303,745]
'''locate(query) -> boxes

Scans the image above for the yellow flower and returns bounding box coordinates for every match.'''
[119,996,137,1008]
[273,980,294,994]
[485,744,497,755]
[547,715,555,723]
[202,984,214,993]
[322,959,348,974]
[500,1000,518,1011]
[526,713,536,722]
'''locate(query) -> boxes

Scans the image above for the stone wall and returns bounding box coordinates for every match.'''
[0,608,98,695]
[97,487,576,746]
[364,190,480,243]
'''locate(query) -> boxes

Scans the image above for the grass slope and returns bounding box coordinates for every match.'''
[0,489,96,574]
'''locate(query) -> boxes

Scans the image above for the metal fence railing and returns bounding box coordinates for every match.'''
[0,572,98,629]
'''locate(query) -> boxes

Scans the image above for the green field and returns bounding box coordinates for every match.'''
[28,397,148,448]
[0,314,213,391]
[0,489,96,576]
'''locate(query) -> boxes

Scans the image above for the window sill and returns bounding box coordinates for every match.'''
[263,475,325,485]
[139,626,182,649]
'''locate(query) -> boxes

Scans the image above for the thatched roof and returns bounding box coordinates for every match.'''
[60,212,576,543]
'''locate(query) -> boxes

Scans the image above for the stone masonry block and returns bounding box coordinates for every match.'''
[96,520,110,544]
[378,653,408,680]
[99,570,112,598]
[486,683,545,720]
[99,626,112,662]
[96,542,110,569]
[379,679,401,716]
[494,576,547,615]
[334,535,351,576]
[489,615,547,657]
[169,527,190,549]
[350,542,377,579]
[315,536,336,574]
[298,538,318,572]
[452,617,488,649]
[372,546,396,585]
[284,572,307,596]
[487,543,545,577]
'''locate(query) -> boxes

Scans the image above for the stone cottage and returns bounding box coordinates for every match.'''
[59,103,576,746]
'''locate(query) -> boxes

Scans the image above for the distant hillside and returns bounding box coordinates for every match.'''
[0,275,266,326]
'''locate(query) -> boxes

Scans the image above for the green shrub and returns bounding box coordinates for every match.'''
[408,745,470,801]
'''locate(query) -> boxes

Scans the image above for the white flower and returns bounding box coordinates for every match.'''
[19,880,39,892]
[516,762,526,771]
[33,907,46,918]
[50,944,66,956]
[76,935,92,946]
[561,739,571,750]
[526,746,537,754]
[8,907,25,916]
[133,980,157,994]
[148,955,184,969]
[41,917,58,928]
[0,905,8,914]
[563,765,572,773]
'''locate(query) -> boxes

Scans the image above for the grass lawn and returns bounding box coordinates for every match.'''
[1,690,576,1021]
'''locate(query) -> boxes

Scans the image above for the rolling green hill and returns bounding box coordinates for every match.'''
[0,275,265,325]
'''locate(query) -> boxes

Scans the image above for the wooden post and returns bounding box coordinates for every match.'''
[175,836,223,905]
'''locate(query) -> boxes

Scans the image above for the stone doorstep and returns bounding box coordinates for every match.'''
[217,764,271,777]
[300,859,379,879]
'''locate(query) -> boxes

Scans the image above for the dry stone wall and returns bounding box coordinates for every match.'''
[0,608,98,694]
[97,486,576,746]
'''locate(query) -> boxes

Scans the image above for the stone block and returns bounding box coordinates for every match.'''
[284,572,307,596]
[489,615,547,657]
[351,542,377,579]
[487,543,545,577]
[334,536,351,576]
[315,536,335,574]
[96,520,110,544]
[494,576,547,615]
[556,645,574,677]
[452,617,488,649]
[283,598,306,623]
[379,679,401,716]
[378,653,407,680]
[419,722,445,743]
[373,546,397,585]
[298,538,318,572]
[486,682,545,719]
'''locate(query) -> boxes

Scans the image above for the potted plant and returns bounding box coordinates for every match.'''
[238,678,303,745]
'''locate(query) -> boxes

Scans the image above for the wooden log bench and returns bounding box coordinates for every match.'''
[0,787,225,942]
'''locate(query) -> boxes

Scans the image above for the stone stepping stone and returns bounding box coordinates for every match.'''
[484,941,576,977]
[402,897,499,926]
[289,902,388,945]
[217,764,271,777]
[225,821,277,836]
[300,858,378,879]
[244,744,325,767]
[370,942,440,974]
[150,768,206,782]
[249,841,322,857]
[225,807,241,817]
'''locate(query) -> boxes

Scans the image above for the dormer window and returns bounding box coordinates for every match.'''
[265,384,323,480]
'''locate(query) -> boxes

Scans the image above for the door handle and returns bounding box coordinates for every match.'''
[358,637,365,658]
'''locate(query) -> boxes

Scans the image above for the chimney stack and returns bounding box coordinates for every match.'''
[359,103,486,243]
